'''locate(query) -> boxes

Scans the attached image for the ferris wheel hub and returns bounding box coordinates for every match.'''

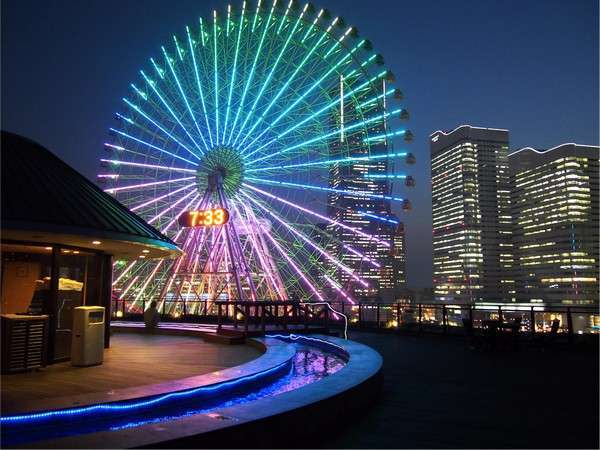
[196,146,245,197]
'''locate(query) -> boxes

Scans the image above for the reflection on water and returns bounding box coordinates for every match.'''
[111,345,345,430]
[2,343,345,446]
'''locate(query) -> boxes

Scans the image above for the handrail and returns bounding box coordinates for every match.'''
[111,299,599,336]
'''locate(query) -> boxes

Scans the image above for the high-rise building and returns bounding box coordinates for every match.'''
[509,143,599,305]
[326,80,408,301]
[430,125,513,303]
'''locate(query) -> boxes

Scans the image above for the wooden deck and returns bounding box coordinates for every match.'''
[1,333,261,414]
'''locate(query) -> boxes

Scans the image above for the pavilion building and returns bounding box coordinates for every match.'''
[1,131,180,364]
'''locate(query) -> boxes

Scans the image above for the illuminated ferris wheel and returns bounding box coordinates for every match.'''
[100,0,414,314]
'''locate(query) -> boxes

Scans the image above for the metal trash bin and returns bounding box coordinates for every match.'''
[71,306,105,366]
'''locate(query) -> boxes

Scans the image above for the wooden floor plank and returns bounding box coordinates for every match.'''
[1,333,261,411]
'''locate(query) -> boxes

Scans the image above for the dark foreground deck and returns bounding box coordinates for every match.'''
[313,331,599,449]
[1,333,261,414]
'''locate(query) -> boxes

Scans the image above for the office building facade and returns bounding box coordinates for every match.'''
[430,125,513,303]
[326,82,407,301]
[509,143,599,305]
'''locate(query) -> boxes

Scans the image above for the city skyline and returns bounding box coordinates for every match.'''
[2,0,598,288]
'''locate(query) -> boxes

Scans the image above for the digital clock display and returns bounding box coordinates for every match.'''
[178,208,230,227]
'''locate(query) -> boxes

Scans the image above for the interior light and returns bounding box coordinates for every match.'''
[44,247,52,250]
[142,249,150,253]
[139,255,146,259]
[92,241,102,245]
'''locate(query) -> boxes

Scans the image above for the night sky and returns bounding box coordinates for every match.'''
[2,0,598,288]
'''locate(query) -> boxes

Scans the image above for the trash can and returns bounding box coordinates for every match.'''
[71,306,105,366]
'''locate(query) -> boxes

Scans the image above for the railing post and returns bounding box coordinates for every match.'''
[530,306,535,337]
[396,303,401,331]
[183,298,187,318]
[324,306,330,333]
[376,304,380,328]
[442,305,447,334]
[261,304,266,333]
[283,305,288,331]
[567,307,573,343]
[244,303,250,334]
[303,304,308,330]
[418,303,423,332]
[498,305,503,322]
[233,305,238,329]
[358,303,363,328]
[469,304,473,324]
[217,303,222,332]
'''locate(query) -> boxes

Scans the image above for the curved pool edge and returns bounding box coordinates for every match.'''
[1,336,294,419]
[18,335,382,449]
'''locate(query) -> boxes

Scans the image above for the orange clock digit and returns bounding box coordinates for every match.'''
[203,209,213,225]
[214,208,225,225]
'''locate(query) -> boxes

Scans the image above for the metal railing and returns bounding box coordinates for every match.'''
[111,298,599,338]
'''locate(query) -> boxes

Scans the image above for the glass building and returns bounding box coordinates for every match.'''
[430,125,513,303]
[326,80,407,301]
[509,143,599,305]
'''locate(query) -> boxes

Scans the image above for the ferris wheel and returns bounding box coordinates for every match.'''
[100,0,414,315]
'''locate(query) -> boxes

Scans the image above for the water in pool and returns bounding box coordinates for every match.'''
[1,341,345,446]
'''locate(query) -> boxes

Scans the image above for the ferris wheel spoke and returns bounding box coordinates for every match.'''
[130,183,196,212]
[323,274,356,304]
[244,177,405,203]
[186,26,214,148]
[244,66,388,159]
[109,128,198,166]
[263,227,325,302]
[104,176,195,194]
[230,201,286,300]
[225,0,277,146]
[235,18,350,153]
[100,158,195,175]
[230,3,310,148]
[139,70,204,159]
[241,190,369,288]
[247,108,404,166]
[242,183,391,248]
[245,150,408,174]
[243,197,324,301]
[160,46,210,154]
[211,10,221,144]
[241,70,392,159]
[300,8,325,43]
[148,189,197,224]
[160,193,203,234]
[122,97,201,161]
[222,2,247,147]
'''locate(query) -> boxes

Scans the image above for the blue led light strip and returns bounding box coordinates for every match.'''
[358,211,400,224]
[0,359,291,424]
[267,333,348,351]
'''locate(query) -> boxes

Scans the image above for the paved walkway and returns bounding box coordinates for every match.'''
[1,333,261,413]
[317,331,599,449]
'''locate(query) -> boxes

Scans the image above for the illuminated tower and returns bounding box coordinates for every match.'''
[430,125,513,303]
[326,77,408,301]
[509,143,599,305]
